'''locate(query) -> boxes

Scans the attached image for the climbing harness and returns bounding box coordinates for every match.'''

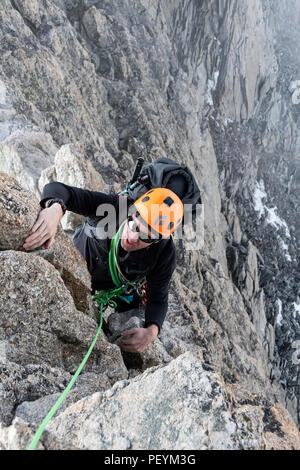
[27,222,146,450]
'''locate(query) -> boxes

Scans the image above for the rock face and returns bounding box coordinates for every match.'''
[0,72,57,197]
[0,171,40,250]
[42,353,273,449]
[0,250,128,426]
[0,0,299,450]
[43,353,250,450]
[39,142,105,232]
[0,172,93,312]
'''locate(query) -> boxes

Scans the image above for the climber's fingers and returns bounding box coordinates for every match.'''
[25,220,47,241]
[24,232,50,251]
[24,221,47,243]
[43,235,55,250]
[120,328,153,353]
[23,224,49,250]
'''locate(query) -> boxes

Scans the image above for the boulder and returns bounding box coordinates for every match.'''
[13,0,41,29]
[0,171,40,250]
[0,418,43,451]
[14,370,121,426]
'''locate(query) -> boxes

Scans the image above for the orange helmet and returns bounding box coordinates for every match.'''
[133,188,184,238]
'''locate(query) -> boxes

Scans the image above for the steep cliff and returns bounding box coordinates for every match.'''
[0,0,299,449]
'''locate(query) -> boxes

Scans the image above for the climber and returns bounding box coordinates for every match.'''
[23,183,184,354]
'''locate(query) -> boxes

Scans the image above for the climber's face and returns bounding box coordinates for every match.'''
[121,214,159,251]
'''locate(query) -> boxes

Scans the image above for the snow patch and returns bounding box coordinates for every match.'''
[265,207,291,238]
[276,298,283,326]
[206,71,219,106]
[223,117,233,126]
[253,180,267,218]
[278,237,292,262]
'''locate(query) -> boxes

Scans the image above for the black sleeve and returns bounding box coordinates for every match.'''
[144,241,176,333]
[40,182,119,217]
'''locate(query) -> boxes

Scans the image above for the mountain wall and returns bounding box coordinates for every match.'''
[0,0,299,449]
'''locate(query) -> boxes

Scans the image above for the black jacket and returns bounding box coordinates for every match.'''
[40,182,176,331]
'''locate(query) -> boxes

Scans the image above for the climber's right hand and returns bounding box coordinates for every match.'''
[23,203,64,251]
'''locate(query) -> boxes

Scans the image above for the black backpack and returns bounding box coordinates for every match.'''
[124,158,202,220]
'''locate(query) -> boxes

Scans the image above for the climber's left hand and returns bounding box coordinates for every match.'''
[120,325,158,353]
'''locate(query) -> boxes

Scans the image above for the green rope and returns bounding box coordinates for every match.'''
[109,226,123,287]
[109,221,126,288]
[27,286,125,451]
